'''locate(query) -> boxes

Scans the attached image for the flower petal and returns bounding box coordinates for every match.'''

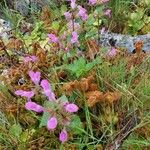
[59,129,68,143]
[41,79,56,101]
[25,101,44,113]
[64,103,79,113]
[15,90,34,99]
[47,117,58,130]
[29,71,41,85]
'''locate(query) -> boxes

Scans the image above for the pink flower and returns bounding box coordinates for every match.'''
[89,0,97,5]
[67,21,80,31]
[102,0,109,3]
[101,27,106,34]
[78,6,88,21]
[40,79,56,101]
[48,33,59,43]
[15,90,34,100]
[104,9,111,18]
[64,12,72,20]
[70,0,76,9]
[64,103,79,113]
[107,47,117,57]
[71,31,79,44]
[59,129,68,143]
[47,117,58,130]
[25,101,44,113]
[29,71,41,85]
[24,55,38,63]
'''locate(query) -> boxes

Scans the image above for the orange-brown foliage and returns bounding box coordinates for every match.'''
[86,40,100,60]
[6,38,24,50]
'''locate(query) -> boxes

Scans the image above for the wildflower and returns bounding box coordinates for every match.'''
[48,33,59,43]
[70,0,76,9]
[102,0,109,3]
[67,20,80,31]
[59,129,68,143]
[101,27,106,34]
[25,101,44,113]
[104,9,111,18]
[15,90,34,100]
[71,31,79,44]
[29,71,41,85]
[64,103,79,113]
[89,0,97,5]
[23,55,38,63]
[78,6,88,21]
[107,47,117,57]
[47,117,58,130]
[40,79,56,101]
[64,12,72,20]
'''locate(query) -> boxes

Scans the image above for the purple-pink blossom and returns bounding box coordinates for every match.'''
[101,27,106,34]
[23,55,38,63]
[89,0,97,5]
[107,47,117,57]
[70,0,76,9]
[25,101,44,113]
[29,71,41,85]
[15,90,34,100]
[48,33,59,43]
[64,12,72,20]
[59,129,68,143]
[71,31,79,44]
[102,0,109,3]
[78,6,88,21]
[47,117,58,130]
[67,21,80,31]
[64,103,79,113]
[104,9,111,18]
[40,79,56,101]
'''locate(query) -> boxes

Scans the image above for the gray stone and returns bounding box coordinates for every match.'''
[99,31,150,52]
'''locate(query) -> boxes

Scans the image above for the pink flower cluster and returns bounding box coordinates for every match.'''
[102,0,109,3]
[104,9,111,18]
[88,0,97,5]
[15,71,79,143]
[23,55,38,63]
[62,0,90,46]
[70,0,76,9]
[48,33,59,43]
[77,6,88,21]
[107,47,117,57]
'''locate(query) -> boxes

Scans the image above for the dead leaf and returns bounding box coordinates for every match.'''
[86,40,100,60]
[6,38,24,50]
[103,91,121,103]
[86,90,104,107]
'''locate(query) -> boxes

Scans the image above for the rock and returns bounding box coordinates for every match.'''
[0,19,11,40]
[99,31,150,52]
[15,0,29,16]
[15,0,50,16]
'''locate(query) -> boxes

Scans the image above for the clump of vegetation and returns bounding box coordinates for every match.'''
[0,0,150,149]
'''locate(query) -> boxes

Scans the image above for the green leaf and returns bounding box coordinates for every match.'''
[70,115,84,135]
[86,15,95,26]
[39,111,51,127]
[61,5,67,15]
[95,5,103,13]
[59,95,68,103]
[93,19,102,26]
[52,21,60,30]
[39,101,55,127]
[66,57,99,78]
[9,124,22,139]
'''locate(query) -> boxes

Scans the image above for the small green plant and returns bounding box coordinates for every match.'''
[66,57,101,78]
